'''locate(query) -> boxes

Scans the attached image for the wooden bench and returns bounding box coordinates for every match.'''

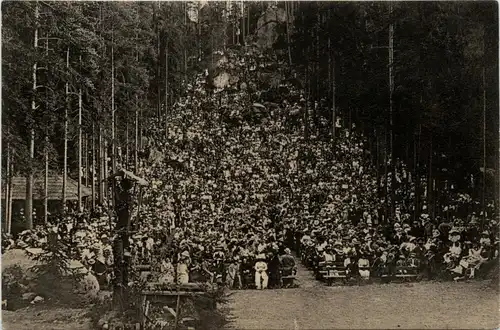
[140,283,214,329]
[281,275,296,280]
[279,274,297,288]
[135,264,151,271]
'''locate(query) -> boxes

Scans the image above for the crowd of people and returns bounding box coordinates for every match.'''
[3,46,498,291]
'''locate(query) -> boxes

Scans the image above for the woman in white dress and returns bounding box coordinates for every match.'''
[158,257,175,284]
[177,251,191,284]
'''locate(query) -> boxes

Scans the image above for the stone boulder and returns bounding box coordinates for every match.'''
[256,5,288,49]
[2,249,99,299]
[213,72,231,89]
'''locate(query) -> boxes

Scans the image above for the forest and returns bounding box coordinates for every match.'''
[2,1,498,231]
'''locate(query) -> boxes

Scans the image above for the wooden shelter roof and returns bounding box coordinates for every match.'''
[2,175,91,201]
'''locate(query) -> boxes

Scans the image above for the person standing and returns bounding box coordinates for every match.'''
[268,252,281,288]
[177,251,191,284]
[226,255,242,289]
[254,254,269,289]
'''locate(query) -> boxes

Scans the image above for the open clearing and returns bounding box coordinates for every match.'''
[3,264,498,330]
[227,263,499,329]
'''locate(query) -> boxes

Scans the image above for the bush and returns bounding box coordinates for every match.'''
[2,265,31,311]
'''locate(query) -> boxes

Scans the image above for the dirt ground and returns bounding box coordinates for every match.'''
[3,264,498,330]
[227,262,499,329]
[2,306,92,330]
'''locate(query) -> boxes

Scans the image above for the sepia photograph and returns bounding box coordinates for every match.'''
[1,1,499,329]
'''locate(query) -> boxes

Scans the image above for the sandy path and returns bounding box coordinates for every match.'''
[227,263,499,329]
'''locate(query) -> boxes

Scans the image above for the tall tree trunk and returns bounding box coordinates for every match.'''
[135,96,139,171]
[331,53,336,145]
[247,3,250,36]
[5,139,11,233]
[416,123,422,215]
[241,1,245,46]
[315,7,320,103]
[111,28,116,216]
[135,10,139,172]
[139,106,143,151]
[285,1,292,66]
[184,1,188,82]
[111,32,116,175]
[232,22,235,45]
[413,130,418,221]
[26,1,39,229]
[84,134,87,188]
[44,34,49,225]
[44,137,48,223]
[92,123,96,209]
[375,129,380,196]
[104,139,109,198]
[482,66,486,226]
[125,108,129,169]
[428,134,433,217]
[156,1,161,120]
[98,126,104,204]
[328,36,331,101]
[304,65,309,140]
[7,148,14,233]
[97,2,104,205]
[389,5,395,221]
[165,40,169,140]
[384,127,389,223]
[78,57,83,212]
[63,47,69,211]
[199,4,203,56]
[223,3,227,51]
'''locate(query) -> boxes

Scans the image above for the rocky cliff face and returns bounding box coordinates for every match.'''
[255,4,289,50]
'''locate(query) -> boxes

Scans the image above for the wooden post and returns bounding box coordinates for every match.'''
[174,288,182,330]
[110,172,146,311]
[112,178,134,309]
